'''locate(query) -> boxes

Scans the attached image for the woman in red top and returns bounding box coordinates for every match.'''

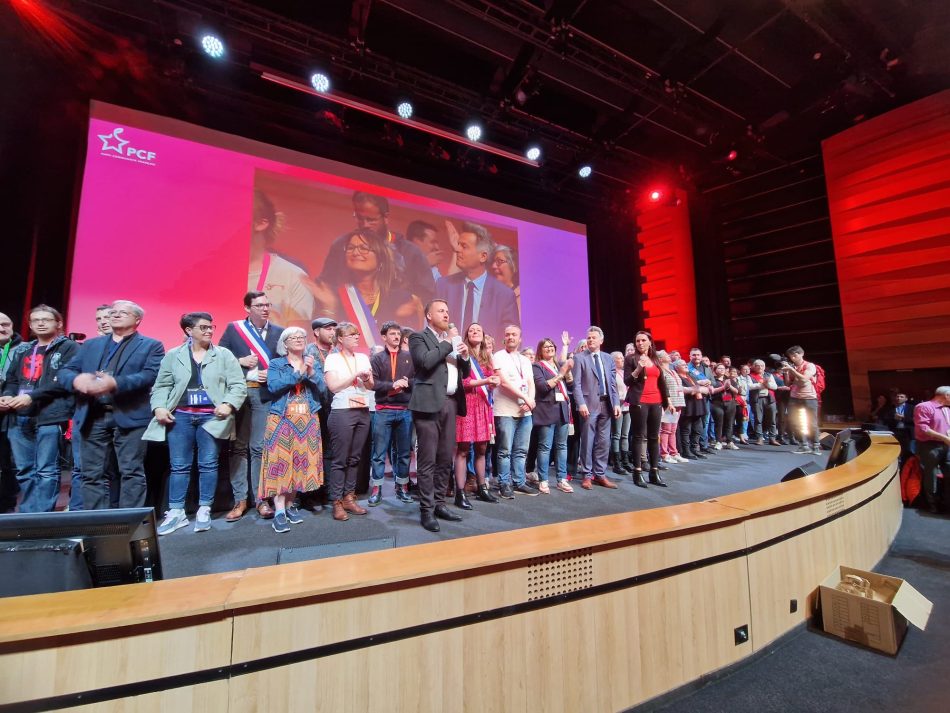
[623,331,670,487]
[454,323,500,507]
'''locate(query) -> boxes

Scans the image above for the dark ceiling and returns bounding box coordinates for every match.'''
[5,0,950,216]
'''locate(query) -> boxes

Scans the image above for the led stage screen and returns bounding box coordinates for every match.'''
[68,102,590,351]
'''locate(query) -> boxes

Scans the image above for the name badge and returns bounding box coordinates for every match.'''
[186,388,213,407]
[17,384,34,397]
[348,395,367,409]
[555,391,565,402]
[289,400,310,416]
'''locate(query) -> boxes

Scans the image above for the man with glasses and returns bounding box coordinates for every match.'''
[62,300,164,509]
[218,291,284,520]
[316,191,435,305]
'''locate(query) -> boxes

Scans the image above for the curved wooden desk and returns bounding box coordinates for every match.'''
[0,434,902,712]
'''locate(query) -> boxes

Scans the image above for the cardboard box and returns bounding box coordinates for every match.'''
[818,565,932,655]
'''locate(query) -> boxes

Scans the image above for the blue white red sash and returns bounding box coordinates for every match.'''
[469,357,493,405]
[339,284,378,351]
[231,320,272,368]
[538,360,569,401]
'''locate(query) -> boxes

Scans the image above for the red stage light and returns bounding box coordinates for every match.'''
[727,150,738,161]
[649,190,663,202]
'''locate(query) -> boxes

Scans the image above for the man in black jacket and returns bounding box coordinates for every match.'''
[0,312,23,512]
[369,321,414,506]
[408,300,470,532]
[0,305,78,512]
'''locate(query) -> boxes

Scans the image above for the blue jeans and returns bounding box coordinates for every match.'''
[494,415,533,486]
[68,431,84,511]
[166,412,222,510]
[9,418,63,513]
[535,422,569,482]
[371,408,412,486]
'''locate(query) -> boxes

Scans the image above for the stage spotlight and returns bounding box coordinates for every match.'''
[649,189,663,202]
[200,34,225,59]
[465,124,483,142]
[525,145,541,161]
[396,101,413,119]
[578,165,592,178]
[727,149,738,161]
[310,72,331,93]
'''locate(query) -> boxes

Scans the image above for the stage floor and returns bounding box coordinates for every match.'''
[159,444,823,579]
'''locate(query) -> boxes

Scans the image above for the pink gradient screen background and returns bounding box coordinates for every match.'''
[68,102,590,349]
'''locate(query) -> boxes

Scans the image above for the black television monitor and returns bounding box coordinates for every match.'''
[0,508,162,598]
[825,428,854,470]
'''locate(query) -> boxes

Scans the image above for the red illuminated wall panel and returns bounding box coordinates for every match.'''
[635,189,697,352]
[823,89,950,416]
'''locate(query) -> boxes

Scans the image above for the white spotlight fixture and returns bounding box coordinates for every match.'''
[578,165,593,178]
[465,124,483,142]
[310,72,331,93]
[396,101,414,119]
[525,145,541,161]
[200,34,225,59]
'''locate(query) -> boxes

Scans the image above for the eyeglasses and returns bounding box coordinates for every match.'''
[191,324,216,333]
[30,317,57,324]
[341,332,360,339]
[344,243,373,255]
[284,336,306,342]
[249,302,271,309]
[353,212,384,225]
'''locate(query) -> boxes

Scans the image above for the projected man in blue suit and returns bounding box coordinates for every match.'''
[435,222,519,341]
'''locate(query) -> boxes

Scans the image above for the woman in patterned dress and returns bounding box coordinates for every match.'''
[454,323,500,507]
[259,326,328,534]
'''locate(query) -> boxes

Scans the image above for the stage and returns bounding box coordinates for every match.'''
[160,444,822,578]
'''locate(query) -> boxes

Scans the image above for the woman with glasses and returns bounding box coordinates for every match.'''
[532,337,575,494]
[324,322,375,521]
[258,326,328,533]
[306,229,421,344]
[490,245,520,312]
[145,313,247,535]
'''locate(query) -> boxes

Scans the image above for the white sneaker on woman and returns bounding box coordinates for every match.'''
[713,442,723,450]
[674,455,689,463]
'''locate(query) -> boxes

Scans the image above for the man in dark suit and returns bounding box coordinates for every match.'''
[572,326,621,490]
[218,291,284,520]
[61,300,164,509]
[435,222,519,341]
[408,299,471,532]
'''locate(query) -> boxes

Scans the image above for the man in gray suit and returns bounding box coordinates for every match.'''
[572,326,621,490]
[408,299,471,532]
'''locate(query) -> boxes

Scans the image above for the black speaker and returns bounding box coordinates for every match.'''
[780,460,823,482]
[819,432,835,450]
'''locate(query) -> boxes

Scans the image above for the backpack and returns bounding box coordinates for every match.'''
[900,455,922,506]
[813,363,826,398]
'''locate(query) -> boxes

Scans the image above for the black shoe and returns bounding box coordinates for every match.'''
[619,453,635,474]
[368,486,382,507]
[513,483,539,496]
[656,462,668,471]
[700,448,714,454]
[476,484,498,503]
[612,459,626,475]
[454,490,473,510]
[648,469,668,487]
[420,512,440,532]
[395,485,413,504]
[498,482,515,499]
[632,469,648,488]
[694,452,708,459]
[434,504,463,521]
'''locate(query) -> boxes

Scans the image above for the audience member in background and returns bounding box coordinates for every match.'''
[493,324,537,497]
[409,299,470,532]
[324,322,374,522]
[749,359,780,446]
[247,189,314,331]
[218,291,283,521]
[657,351,687,464]
[610,351,632,476]
[490,245,520,312]
[913,386,950,513]
[0,312,23,512]
[676,359,708,460]
[145,312,246,535]
[259,327,328,533]
[369,321,414,506]
[62,300,164,509]
[782,346,821,455]
[881,392,914,464]
[454,323,499,505]
[625,331,667,487]
[532,338,574,494]
[94,305,113,336]
[572,326,620,490]
[0,306,78,512]
[406,220,445,282]
[869,394,889,425]
[437,222,520,346]
[710,363,739,450]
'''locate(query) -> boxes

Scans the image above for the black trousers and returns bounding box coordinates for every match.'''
[917,440,948,508]
[413,398,457,514]
[630,402,662,470]
[81,413,148,510]
[678,414,703,457]
[327,408,371,501]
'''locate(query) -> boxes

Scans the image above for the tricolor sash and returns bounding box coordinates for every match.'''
[538,360,569,401]
[469,357,493,406]
[339,284,378,351]
[231,319,272,368]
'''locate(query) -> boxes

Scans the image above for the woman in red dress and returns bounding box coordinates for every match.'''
[454,323,500,507]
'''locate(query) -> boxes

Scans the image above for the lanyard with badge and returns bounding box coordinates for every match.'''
[342,353,367,409]
[185,351,214,407]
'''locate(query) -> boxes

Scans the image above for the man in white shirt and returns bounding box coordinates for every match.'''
[493,324,537,498]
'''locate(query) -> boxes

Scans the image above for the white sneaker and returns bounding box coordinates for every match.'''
[662,455,675,464]
[158,509,188,536]
[194,506,212,533]
[674,455,689,463]
[727,442,739,450]
[713,442,723,450]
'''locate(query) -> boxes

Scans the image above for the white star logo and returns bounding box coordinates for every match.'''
[98,127,129,154]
